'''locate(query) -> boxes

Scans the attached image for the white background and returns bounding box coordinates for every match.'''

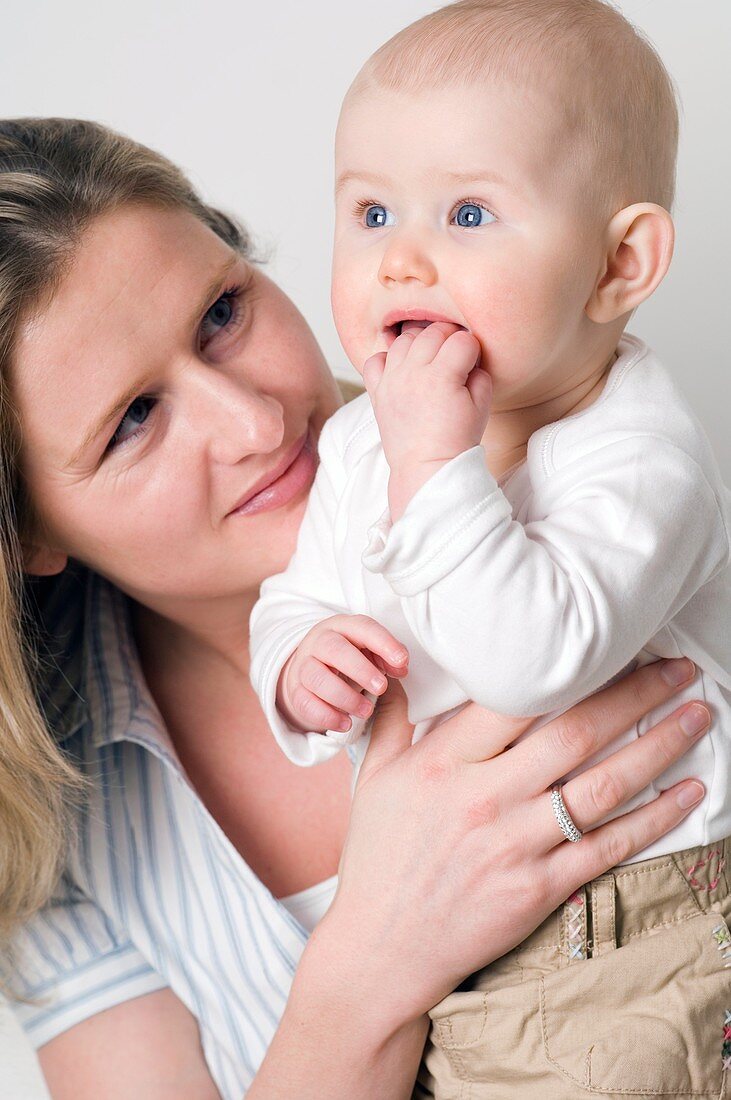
[1,0,728,476]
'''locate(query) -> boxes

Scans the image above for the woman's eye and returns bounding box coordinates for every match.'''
[109,396,156,450]
[364,205,395,228]
[452,203,496,228]
[200,289,240,345]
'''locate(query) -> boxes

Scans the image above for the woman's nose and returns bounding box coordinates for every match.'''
[187,366,285,465]
[377,232,438,288]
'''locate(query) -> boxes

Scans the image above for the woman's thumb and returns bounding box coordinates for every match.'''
[359,680,413,778]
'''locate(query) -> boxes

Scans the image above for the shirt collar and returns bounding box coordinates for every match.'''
[83,572,178,760]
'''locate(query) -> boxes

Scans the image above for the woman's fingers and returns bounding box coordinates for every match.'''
[548,780,705,891]
[430,700,536,762]
[508,657,697,792]
[551,700,711,837]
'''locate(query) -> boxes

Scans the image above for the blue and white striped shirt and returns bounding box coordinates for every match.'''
[8,566,313,1099]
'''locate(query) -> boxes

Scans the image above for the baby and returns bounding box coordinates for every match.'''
[251,1,731,1093]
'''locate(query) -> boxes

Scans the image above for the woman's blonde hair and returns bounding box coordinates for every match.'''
[0,117,250,942]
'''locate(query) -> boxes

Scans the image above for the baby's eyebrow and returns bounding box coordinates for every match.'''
[443,169,523,196]
[335,169,391,196]
[335,167,524,199]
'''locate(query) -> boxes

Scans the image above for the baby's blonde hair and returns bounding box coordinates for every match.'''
[350,0,679,217]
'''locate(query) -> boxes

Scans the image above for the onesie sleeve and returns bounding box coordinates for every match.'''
[6,873,168,1051]
[362,436,729,716]
[250,413,361,766]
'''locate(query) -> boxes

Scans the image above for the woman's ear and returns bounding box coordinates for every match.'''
[22,542,68,577]
[585,203,675,324]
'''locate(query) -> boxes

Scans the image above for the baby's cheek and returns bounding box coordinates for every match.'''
[331,276,372,371]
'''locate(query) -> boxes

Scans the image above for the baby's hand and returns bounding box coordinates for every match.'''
[276,614,409,735]
[363,322,491,520]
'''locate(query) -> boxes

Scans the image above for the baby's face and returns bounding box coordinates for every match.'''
[333,81,607,408]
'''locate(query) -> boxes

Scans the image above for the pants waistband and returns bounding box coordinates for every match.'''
[520,836,730,963]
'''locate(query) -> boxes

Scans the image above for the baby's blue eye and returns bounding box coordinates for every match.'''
[364,205,395,228]
[453,203,495,228]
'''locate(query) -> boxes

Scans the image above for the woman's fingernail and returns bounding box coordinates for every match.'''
[661,658,695,686]
[371,675,387,692]
[679,703,710,737]
[676,781,704,809]
[357,699,374,718]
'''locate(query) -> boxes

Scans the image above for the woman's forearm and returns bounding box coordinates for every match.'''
[248,925,428,1100]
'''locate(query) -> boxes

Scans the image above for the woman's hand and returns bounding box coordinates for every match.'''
[312,657,707,1035]
[253,657,707,1100]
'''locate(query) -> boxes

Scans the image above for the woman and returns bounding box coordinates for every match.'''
[0,119,709,1100]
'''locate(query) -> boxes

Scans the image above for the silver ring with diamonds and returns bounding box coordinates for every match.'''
[551,785,583,843]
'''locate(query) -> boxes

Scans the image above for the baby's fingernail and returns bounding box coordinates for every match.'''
[661,658,695,686]
[679,703,710,737]
[676,781,704,809]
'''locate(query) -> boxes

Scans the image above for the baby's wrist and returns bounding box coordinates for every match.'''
[275,655,308,732]
[388,458,449,522]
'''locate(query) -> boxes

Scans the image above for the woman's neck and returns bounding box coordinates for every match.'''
[130,585,353,897]
[132,588,258,680]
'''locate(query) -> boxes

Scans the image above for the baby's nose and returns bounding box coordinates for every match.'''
[377,234,437,287]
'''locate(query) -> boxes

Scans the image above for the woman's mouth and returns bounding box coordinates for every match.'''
[227,431,317,518]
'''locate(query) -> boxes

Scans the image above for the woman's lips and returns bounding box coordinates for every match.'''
[227,432,316,518]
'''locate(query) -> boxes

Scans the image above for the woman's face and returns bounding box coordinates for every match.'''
[12,203,341,612]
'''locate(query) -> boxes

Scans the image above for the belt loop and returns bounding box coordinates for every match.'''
[562,886,588,963]
[590,874,617,956]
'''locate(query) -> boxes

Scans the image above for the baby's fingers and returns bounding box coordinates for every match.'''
[335,616,409,682]
[362,352,387,399]
[366,649,410,680]
[300,656,374,721]
[431,329,482,384]
[316,628,396,695]
[288,680,354,734]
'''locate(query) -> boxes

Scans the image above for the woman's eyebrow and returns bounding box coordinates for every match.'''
[65,377,155,468]
[65,256,240,467]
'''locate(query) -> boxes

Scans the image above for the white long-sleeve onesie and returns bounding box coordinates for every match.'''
[250,334,731,859]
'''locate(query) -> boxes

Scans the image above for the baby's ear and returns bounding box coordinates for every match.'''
[585,203,674,324]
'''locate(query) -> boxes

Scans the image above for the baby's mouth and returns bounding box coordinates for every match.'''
[395,319,435,337]
[382,313,468,347]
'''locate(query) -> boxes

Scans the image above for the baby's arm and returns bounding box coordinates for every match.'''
[250,406,409,765]
[277,613,408,735]
[365,437,728,718]
[362,324,728,717]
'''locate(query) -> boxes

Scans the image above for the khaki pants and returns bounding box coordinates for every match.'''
[417,837,731,1099]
